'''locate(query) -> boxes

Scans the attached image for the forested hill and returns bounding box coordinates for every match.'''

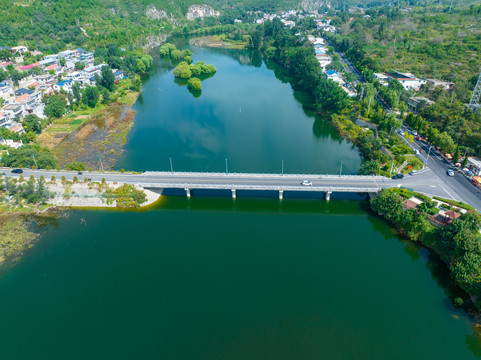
[0,0,302,52]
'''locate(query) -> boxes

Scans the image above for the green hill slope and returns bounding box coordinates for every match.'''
[0,0,301,52]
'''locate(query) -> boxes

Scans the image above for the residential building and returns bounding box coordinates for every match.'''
[54,80,73,92]
[0,112,8,127]
[0,137,23,149]
[10,46,28,54]
[0,81,13,99]
[15,88,34,96]
[0,61,11,70]
[426,79,454,90]
[2,104,23,119]
[407,96,435,113]
[324,70,340,82]
[373,73,390,86]
[385,71,426,91]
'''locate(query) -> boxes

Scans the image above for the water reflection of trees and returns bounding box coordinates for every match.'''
[365,205,481,357]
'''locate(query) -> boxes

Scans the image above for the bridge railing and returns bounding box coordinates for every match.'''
[138,183,382,192]
[142,171,388,180]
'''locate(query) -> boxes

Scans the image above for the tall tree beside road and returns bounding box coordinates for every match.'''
[0,145,58,169]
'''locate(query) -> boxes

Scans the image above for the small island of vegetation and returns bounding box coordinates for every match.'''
[162,43,216,95]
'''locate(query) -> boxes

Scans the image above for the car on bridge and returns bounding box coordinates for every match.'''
[301,180,312,186]
[392,173,404,180]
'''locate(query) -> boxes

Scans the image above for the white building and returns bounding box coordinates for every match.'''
[385,71,426,91]
[0,137,23,149]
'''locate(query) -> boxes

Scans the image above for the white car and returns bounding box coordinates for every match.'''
[414,149,420,155]
[301,180,312,186]
[447,169,455,176]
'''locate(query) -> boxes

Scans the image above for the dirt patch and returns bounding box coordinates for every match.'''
[37,132,69,150]
[75,123,96,141]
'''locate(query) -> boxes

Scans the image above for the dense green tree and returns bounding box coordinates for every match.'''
[370,188,404,223]
[44,94,67,119]
[0,145,58,169]
[359,160,380,175]
[99,66,115,92]
[83,86,99,108]
[75,61,86,70]
[65,162,86,171]
[22,114,43,134]
[187,77,202,91]
[72,82,82,105]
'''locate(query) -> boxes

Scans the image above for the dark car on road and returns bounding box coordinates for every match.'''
[392,173,404,179]
[11,169,23,174]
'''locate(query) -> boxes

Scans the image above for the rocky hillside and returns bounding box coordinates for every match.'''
[0,0,304,51]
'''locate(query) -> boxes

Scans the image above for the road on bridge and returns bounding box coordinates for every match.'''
[0,167,467,206]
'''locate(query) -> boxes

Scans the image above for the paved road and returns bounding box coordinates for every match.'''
[397,126,481,210]
[0,167,468,205]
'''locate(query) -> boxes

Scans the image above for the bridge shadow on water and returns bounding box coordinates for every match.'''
[156,188,369,216]
[161,188,367,201]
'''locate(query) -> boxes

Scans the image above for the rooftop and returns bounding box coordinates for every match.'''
[468,157,481,169]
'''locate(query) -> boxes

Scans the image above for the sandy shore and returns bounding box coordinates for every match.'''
[46,182,161,208]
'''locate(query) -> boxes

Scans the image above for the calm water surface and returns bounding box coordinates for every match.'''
[0,44,480,359]
[115,43,360,174]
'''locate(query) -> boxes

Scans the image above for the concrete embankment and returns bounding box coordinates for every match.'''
[46,182,161,209]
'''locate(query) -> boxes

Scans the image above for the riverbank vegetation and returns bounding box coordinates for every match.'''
[371,188,481,307]
[105,184,147,208]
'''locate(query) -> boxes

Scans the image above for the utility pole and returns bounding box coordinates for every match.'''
[449,0,454,12]
[425,146,432,167]
[339,160,343,177]
[225,158,228,175]
[169,157,173,174]
[449,91,455,109]
[389,161,395,177]
[99,156,104,173]
[31,154,38,170]
[281,159,284,176]
[463,147,469,163]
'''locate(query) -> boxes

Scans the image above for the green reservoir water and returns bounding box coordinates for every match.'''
[115,44,361,174]
[1,44,481,359]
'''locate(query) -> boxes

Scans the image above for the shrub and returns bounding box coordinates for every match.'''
[187,77,202,91]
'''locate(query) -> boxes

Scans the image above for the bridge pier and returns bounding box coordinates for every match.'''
[325,191,332,201]
[231,189,236,199]
[185,188,191,198]
[279,190,283,200]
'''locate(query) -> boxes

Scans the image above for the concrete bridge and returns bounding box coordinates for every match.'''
[139,172,386,200]
[2,168,396,201]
